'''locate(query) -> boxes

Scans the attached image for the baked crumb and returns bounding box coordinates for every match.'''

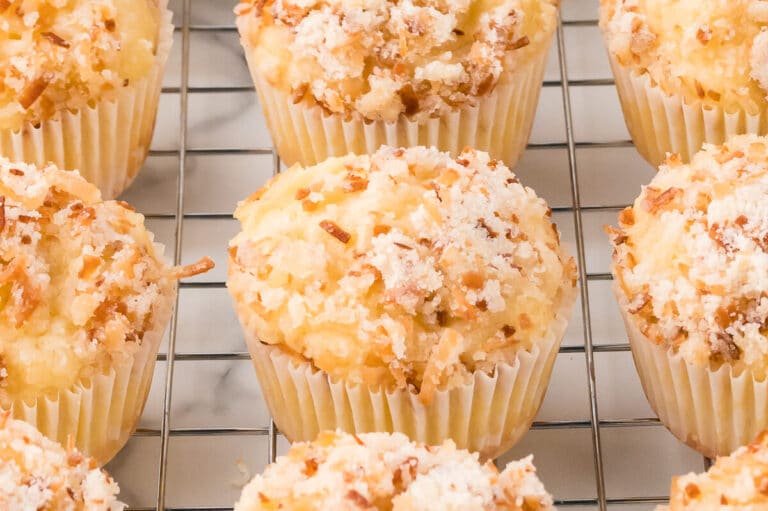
[611,134,768,376]
[236,0,559,122]
[234,430,555,511]
[228,145,576,399]
[0,412,124,510]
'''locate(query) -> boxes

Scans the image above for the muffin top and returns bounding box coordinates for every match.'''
[0,412,124,510]
[658,430,768,511]
[609,134,768,376]
[0,0,164,131]
[228,146,576,402]
[600,0,768,113]
[235,430,554,511]
[0,157,212,407]
[235,0,559,122]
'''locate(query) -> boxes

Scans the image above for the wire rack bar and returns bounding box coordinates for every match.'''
[181,17,598,33]
[132,417,663,439]
[156,0,192,509]
[556,17,608,511]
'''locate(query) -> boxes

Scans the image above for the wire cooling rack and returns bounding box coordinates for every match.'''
[104,1,714,510]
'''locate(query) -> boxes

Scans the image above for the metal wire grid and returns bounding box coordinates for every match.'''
[113,2,713,510]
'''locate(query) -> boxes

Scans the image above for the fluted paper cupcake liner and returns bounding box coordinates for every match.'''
[247,48,550,168]
[8,252,175,464]
[616,287,768,458]
[609,54,768,166]
[245,287,575,460]
[0,9,174,200]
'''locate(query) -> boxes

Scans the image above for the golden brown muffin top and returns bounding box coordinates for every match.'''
[235,431,555,511]
[235,0,559,122]
[0,412,124,510]
[600,0,768,113]
[610,134,768,377]
[659,431,768,511]
[0,0,164,130]
[228,146,576,402]
[0,157,212,406]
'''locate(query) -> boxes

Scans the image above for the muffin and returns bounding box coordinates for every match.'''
[658,430,768,511]
[0,156,213,463]
[0,0,174,199]
[228,146,577,459]
[601,0,768,166]
[0,412,124,510]
[609,134,768,457]
[235,0,559,168]
[235,430,555,511]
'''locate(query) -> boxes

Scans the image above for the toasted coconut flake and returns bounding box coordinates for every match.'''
[509,35,530,50]
[42,31,70,48]
[170,256,215,280]
[319,220,351,244]
[19,74,51,109]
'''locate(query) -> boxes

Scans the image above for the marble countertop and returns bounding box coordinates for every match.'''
[106,1,705,509]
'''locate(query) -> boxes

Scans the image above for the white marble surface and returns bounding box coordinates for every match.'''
[102,1,708,510]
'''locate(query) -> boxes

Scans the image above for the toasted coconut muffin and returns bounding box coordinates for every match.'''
[0,0,162,130]
[659,431,768,511]
[235,431,555,511]
[0,412,123,511]
[228,145,576,457]
[609,134,768,457]
[0,0,173,198]
[235,0,560,166]
[0,156,212,462]
[600,0,768,164]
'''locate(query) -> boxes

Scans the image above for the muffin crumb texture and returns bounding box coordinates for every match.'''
[0,157,182,407]
[658,430,768,511]
[0,412,124,510]
[228,146,575,401]
[0,0,162,130]
[236,0,558,122]
[600,0,768,111]
[610,134,768,376]
[235,430,554,511]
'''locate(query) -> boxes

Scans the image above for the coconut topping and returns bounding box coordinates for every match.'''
[610,135,768,376]
[235,0,558,122]
[0,412,124,511]
[0,0,162,131]
[228,146,576,402]
[600,0,768,111]
[0,157,212,407]
[658,430,768,511]
[234,430,555,511]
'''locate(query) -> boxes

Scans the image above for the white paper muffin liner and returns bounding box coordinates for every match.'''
[245,286,575,460]
[6,256,175,464]
[0,9,174,200]
[246,47,550,168]
[615,285,768,458]
[609,54,768,166]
